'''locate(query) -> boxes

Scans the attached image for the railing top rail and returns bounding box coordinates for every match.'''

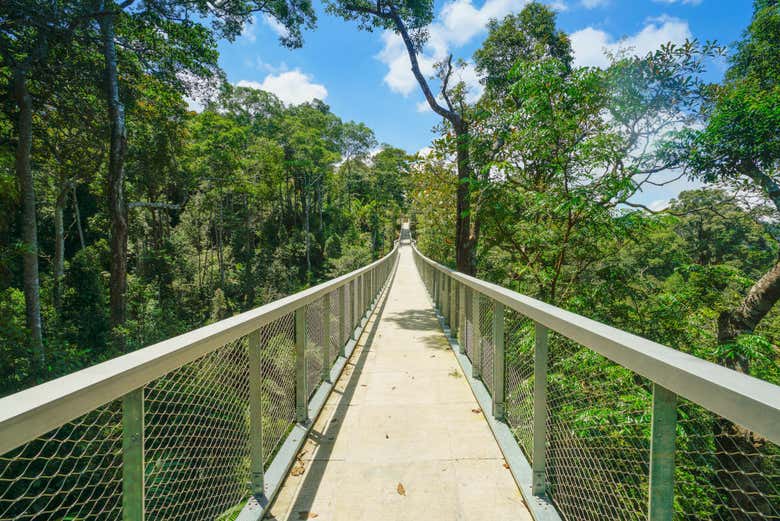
[412,243,780,444]
[0,244,399,455]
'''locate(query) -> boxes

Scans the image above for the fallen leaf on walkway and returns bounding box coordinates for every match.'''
[397,483,406,496]
[385,433,389,439]
[503,463,510,469]
[471,408,481,414]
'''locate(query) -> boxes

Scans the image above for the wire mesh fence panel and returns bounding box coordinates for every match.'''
[258,313,296,466]
[345,283,351,338]
[144,336,251,521]
[479,295,495,397]
[327,291,339,366]
[546,332,651,521]
[306,299,325,398]
[504,310,535,462]
[0,401,123,521]
[675,398,780,521]
[464,288,473,361]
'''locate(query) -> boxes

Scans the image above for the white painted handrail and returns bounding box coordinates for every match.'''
[412,243,780,444]
[0,244,399,456]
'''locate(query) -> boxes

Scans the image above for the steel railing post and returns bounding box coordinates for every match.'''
[248,330,264,496]
[323,294,332,383]
[532,323,549,496]
[472,292,481,378]
[458,284,466,353]
[493,301,505,420]
[648,384,677,521]
[295,307,308,423]
[122,387,144,521]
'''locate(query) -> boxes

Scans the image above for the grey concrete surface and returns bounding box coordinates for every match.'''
[266,245,531,521]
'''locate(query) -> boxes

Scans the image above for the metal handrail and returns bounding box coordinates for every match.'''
[0,244,399,456]
[411,243,780,444]
[411,241,779,521]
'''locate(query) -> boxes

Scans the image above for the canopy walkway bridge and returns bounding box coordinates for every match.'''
[1,224,778,521]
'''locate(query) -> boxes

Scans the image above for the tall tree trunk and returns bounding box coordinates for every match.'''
[54,188,66,310]
[453,124,477,275]
[713,256,780,520]
[72,185,86,250]
[389,8,478,276]
[13,67,44,361]
[100,9,129,351]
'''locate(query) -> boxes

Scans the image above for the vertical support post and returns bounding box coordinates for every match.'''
[472,292,481,378]
[323,294,332,383]
[248,330,264,496]
[648,384,677,521]
[492,301,505,420]
[295,307,308,423]
[458,283,466,350]
[532,323,549,496]
[339,285,346,357]
[122,387,145,521]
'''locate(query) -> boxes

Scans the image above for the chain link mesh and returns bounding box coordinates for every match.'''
[675,398,779,520]
[411,249,779,521]
[144,336,251,521]
[306,299,325,397]
[0,401,123,520]
[546,332,651,521]
[464,288,474,361]
[327,291,340,363]
[0,252,399,521]
[504,310,535,462]
[479,295,495,396]
[257,312,296,466]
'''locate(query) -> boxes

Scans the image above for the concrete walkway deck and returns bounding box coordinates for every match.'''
[266,244,531,521]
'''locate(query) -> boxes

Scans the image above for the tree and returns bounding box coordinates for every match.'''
[326,0,481,273]
[474,4,571,99]
[89,0,316,350]
[0,0,88,361]
[678,0,780,368]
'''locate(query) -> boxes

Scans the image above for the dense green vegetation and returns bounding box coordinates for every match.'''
[0,0,409,396]
[395,1,779,519]
[1,0,778,520]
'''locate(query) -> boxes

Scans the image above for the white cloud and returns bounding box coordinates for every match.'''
[237,70,327,105]
[648,199,670,211]
[570,15,692,67]
[241,17,258,42]
[581,0,608,8]
[377,0,536,98]
[417,100,432,113]
[263,14,290,39]
[185,96,204,112]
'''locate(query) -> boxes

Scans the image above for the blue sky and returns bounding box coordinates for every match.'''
[214,0,754,206]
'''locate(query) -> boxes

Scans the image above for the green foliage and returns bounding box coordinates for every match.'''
[411,5,780,519]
